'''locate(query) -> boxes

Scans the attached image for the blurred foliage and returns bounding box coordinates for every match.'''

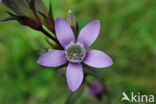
[0,0,156,104]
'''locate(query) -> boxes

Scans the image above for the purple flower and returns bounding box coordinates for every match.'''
[88,82,104,96]
[37,18,113,92]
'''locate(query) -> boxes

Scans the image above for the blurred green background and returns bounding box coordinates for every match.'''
[0,0,156,104]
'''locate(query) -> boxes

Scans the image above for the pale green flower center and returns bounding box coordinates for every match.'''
[65,42,86,63]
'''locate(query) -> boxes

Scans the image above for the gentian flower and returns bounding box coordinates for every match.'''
[37,18,113,92]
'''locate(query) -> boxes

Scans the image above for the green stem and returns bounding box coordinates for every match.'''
[40,28,62,48]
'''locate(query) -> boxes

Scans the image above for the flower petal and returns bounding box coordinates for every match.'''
[66,63,84,92]
[77,20,100,48]
[55,18,75,48]
[37,50,67,67]
[83,50,113,68]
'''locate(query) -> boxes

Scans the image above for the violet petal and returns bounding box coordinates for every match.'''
[83,50,113,68]
[37,50,67,67]
[55,18,75,49]
[66,63,84,92]
[77,20,100,49]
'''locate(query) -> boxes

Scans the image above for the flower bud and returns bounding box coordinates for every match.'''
[67,10,79,37]
[88,81,108,100]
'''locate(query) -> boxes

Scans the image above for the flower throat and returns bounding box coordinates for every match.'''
[65,42,86,63]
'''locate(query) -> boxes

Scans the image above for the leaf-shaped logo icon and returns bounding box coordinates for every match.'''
[121,92,131,102]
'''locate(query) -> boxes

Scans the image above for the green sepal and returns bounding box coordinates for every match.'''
[38,2,55,33]
[5,11,42,30]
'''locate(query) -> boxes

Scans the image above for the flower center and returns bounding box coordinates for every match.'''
[65,42,86,63]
